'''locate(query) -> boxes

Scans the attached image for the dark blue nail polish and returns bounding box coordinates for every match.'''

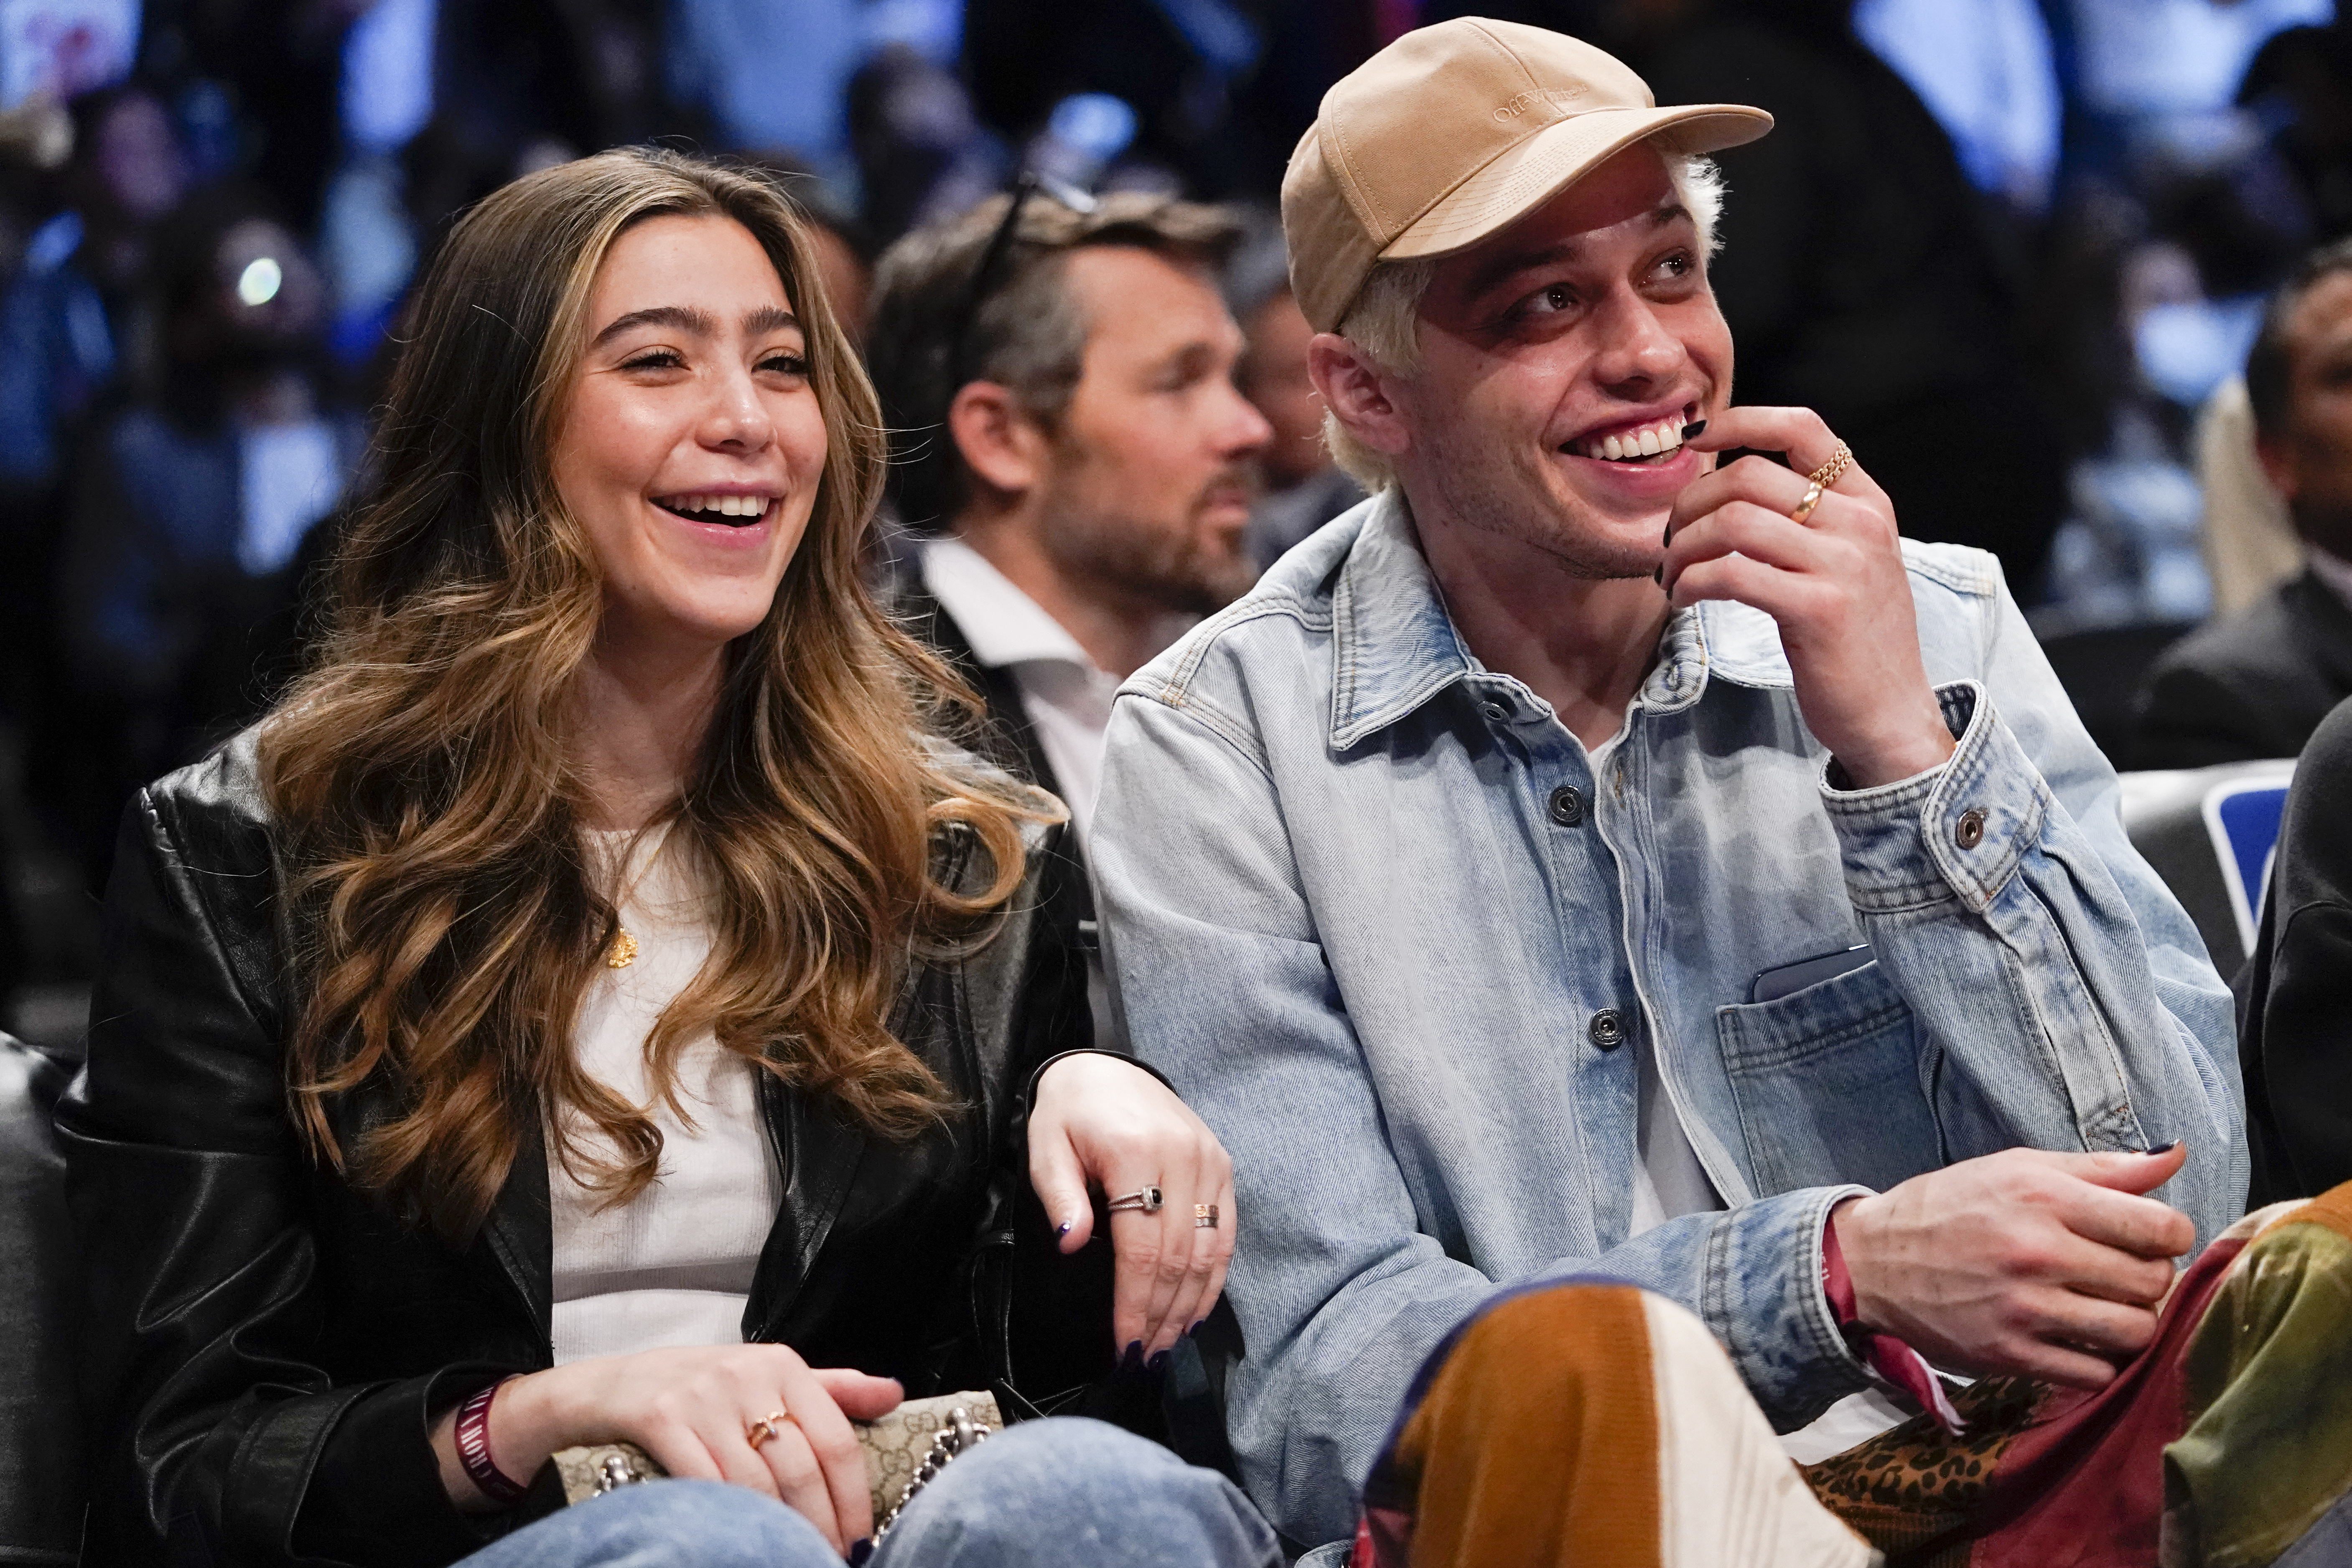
[1653,565,1664,586]
[1057,1219,1073,1238]
[2142,1139,2180,1155]
[1682,419,1706,440]
[1662,523,1672,546]
[1120,1339,1143,1373]
[1148,1349,1169,1374]
[1187,1319,1206,1339]
[848,1540,873,1566]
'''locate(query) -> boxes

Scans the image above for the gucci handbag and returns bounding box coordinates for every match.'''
[550,1390,1001,1543]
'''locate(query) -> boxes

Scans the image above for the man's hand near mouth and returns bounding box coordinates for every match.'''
[1661,404,1958,789]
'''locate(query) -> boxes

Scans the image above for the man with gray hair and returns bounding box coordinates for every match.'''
[1091,18,2245,1557]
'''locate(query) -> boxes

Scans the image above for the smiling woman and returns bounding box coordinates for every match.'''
[57,148,1269,1568]
[550,214,839,822]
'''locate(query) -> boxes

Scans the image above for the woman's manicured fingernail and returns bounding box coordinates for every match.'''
[1120,1339,1143,1373]
[1057,1219,1074,1238]
[848,1540,873,1565]
[1148,1349,1170,1374]
[1653,565,1664,586]
[1682,419,1706,440]
[2142,1140,2181,1155]
[1187,1319,1206,1339]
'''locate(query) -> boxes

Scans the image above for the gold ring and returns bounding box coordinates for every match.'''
[1807,440,1853,492]
[746,1409,794,1450]
[1195,1204,1219,1229]
[1789,480,1826,526]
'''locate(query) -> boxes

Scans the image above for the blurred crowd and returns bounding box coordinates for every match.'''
[0,0,2347,1030]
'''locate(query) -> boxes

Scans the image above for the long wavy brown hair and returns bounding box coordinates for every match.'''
[260,148,1045,1244]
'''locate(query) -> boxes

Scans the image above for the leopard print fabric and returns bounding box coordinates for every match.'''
[1798,1377,2046,1565]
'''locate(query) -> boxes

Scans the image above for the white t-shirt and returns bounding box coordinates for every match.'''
[548,830,777,1365]
[1587,733,1914,1460]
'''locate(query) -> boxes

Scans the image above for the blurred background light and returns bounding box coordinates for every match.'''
[235,255,281,308]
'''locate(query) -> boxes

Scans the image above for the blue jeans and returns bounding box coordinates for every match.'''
[453,1418,1280,1567]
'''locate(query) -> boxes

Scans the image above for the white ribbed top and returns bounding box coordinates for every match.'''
[548,830,777,1365]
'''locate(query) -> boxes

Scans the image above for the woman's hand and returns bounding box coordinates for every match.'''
[430,1345,902,1553]
[1028,1052,1235,1363]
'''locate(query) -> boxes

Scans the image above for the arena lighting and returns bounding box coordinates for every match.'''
[1047,92,1137,165]
[237,256,283,307]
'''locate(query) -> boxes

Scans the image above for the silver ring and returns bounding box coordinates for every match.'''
[1107,1186,1163,1214]
[1194,1204,1219,1229]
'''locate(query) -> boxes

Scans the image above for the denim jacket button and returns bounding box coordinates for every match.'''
[1587,1008,1624,1049]
[1481,702,1508,722]
[1548,785,1585,826]
[1955,807,1987,850]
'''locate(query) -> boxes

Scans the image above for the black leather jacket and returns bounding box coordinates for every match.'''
[57,729,1108,1566]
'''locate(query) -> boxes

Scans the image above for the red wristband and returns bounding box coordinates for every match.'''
[1823,1207,1964,1433]
[454,1377,527,1505]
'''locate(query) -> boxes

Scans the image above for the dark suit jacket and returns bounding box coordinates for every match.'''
[887,561,1069,808]
[2240,696,2352,1206]
[2133,570,2352,768]
[885,563,1140,1079]
[881,557,1242,1473]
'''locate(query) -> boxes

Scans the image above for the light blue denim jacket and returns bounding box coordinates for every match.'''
[1091,492,2246,1549]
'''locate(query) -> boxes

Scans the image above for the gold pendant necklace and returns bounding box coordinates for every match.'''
[599,824,669,970]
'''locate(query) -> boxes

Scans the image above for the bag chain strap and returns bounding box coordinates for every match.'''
[588,1405,997,1539]
[872,1405,992,1542]
[592,1450,645,1494]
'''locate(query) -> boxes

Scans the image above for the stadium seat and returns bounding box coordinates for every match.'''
[2118,760,2297,976]
[0,1031,79,1564]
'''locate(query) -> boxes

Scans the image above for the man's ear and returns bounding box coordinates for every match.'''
[1308,333,1411,460]
[2255,430,2299,505]
[947,381,1046,498]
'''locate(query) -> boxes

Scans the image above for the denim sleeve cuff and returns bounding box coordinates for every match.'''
[1804,1184,1877,1390]
[1820,681,2049,916]
[1707,1183,1877,1428]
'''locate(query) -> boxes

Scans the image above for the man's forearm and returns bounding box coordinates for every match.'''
[1826,683,2245,1241]
[1227,1184,1876,1546]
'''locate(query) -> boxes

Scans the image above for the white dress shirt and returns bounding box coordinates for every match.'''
[2307,544,2352,611]
[921,536,1125,848]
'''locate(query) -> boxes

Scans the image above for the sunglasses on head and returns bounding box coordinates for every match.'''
[948,171,1101,390]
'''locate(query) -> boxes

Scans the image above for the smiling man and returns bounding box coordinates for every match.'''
[1090,20,2248,1559]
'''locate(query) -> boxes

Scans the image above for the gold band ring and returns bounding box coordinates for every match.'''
[1807,440,1853,492]
[1195,1204,1220,1229]
[746,1409,795,1450]
[1789,480,1827,526]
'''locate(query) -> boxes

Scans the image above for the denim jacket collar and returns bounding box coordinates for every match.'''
[1326,490,1797,751]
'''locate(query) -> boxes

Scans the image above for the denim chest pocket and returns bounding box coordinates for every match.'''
[1715,959,1944,1198]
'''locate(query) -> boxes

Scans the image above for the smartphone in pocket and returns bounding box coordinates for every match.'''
[1749,944,1874,1004]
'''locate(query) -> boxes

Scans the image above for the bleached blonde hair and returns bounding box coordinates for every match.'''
[1324,151,1727,492]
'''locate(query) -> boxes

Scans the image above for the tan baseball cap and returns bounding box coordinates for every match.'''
[1283,18,1773,332]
